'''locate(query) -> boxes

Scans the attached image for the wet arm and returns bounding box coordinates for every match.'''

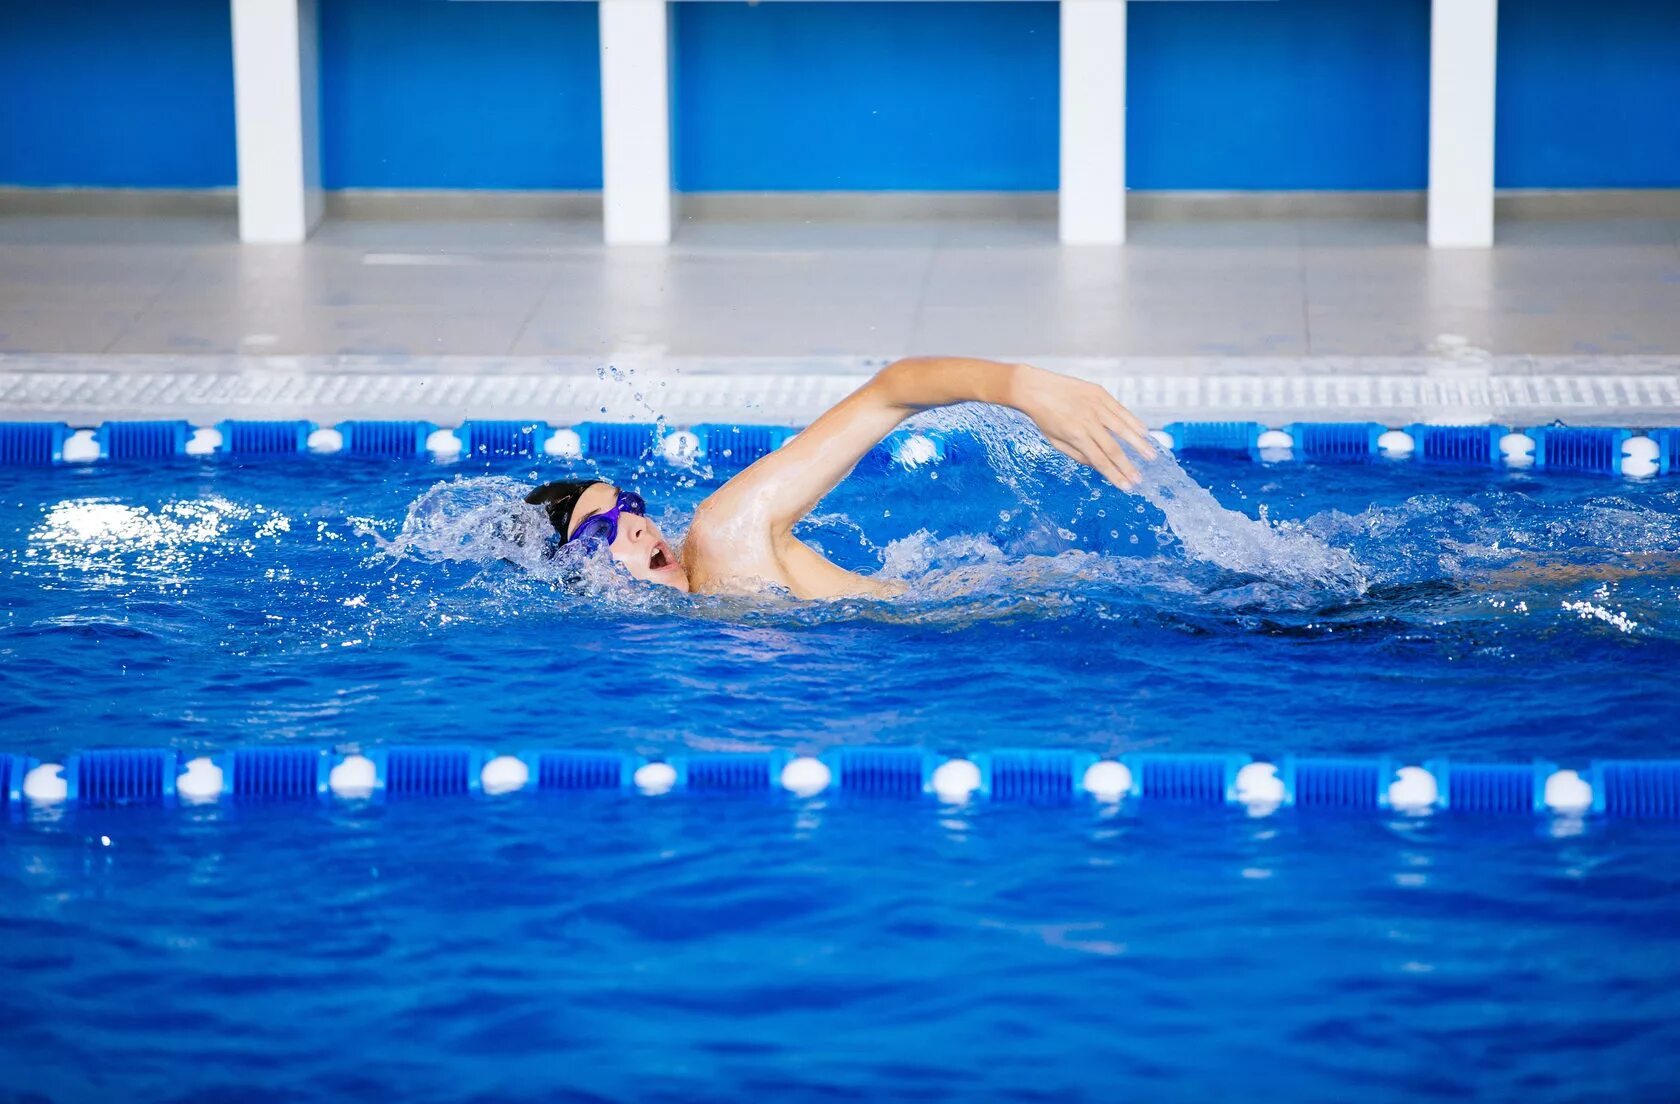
[698,357,1155,539]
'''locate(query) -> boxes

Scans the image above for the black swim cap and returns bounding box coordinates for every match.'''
[524,479,602,542]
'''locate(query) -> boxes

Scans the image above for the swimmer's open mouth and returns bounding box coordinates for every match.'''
[650,546,671,570]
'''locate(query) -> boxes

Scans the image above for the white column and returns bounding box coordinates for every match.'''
[599,0,673,244]
[1059,0,1127,245]
[1428,0,1498,248]
[231,0,323,243]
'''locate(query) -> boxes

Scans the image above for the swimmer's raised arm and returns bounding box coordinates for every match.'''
[698,357,1156,541]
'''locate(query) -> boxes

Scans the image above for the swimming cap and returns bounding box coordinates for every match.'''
[525,479,603,543]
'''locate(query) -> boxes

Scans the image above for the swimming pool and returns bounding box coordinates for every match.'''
[4,410,1680,1100]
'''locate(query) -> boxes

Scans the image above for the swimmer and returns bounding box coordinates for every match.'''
[521,357,1156,599]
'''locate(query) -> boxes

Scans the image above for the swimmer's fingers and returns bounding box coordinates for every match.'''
[1041,432,1108,484]
[1099,391,1148,438]
[1080,431,1142,492]
[1099,397,1156,460]
[1100,412,1157,465]
[1091,431,1143,490]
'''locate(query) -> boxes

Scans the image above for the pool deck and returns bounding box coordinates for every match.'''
[3,212,1680,424]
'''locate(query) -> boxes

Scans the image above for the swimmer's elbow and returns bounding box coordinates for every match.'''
[873,356,1022,412]
[871,357,959,412]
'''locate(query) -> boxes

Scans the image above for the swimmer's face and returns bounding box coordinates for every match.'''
[569,483,690,592]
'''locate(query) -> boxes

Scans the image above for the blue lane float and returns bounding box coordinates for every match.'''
[62,748,180,808]
[1162,421,1260,460]
[826,746,935,797]
[2,753,27,811]
[371,746,492,797]
[1651,428,1680,476]
[1283,756,1398,809]
[13,747,1672,819]
[1426,759,1556,814]
[216,746,333,801]
[463,420,549,459]
[96,419,191,461]
[1289,422,1385,464]
[337,420,435,459]
[1529,426,1631,475]
[692,424,797,468]
[524,749,638,792]
[0,421,69,466]
[1124,752,1249,803]
[1592,761,1680,819]
[217,420,313,457]
[579,421,660,461]
[975,749,1098,804]
[1407,423,1508,467]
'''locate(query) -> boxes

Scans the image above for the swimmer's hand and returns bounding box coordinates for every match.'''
[1007,363,1156,490]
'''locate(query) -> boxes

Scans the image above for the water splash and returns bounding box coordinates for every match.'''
[373,476,552,572]
[1132,448,1368,596]
[916,404,1368,599]
[368,475,649,603]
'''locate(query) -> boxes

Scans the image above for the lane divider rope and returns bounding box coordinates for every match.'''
[5,748,1677,818]
[1,420,1676,477]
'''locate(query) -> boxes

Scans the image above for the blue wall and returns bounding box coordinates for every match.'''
[1496,0,1680,188]
[3,0,1677,193]
[320,0,602,190]
[1128,0,1431,190]
[0,0,235,188]
[673,2,1058,192]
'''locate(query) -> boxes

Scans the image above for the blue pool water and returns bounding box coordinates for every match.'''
[3,413,1679,1100]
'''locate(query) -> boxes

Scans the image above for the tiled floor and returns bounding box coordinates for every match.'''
[2,212,1679,360]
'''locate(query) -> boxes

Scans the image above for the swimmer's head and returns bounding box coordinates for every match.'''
[524,480,689,591]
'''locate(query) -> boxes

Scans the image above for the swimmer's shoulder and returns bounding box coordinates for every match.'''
[681,495,779,592]
[684,490,900,600]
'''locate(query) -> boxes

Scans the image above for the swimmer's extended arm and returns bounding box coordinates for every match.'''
[696,357,1155,541]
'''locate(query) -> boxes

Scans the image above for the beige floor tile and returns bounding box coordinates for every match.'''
[161,251,557,313]
[0,214,237,247]
[912,301,1307,357]
[1,212,1677,359]
[671,217,945,251]
[0,307,140,353]
[309,217,602,253]
[1295,217,1426,247]
[517,296,918,357]
[0,245,189,309]
[1494,218,1679,248]
[107,304,534,356]
[1306,302,1680,356]
[1125,218,1303,248]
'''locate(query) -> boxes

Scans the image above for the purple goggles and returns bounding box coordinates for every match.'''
[556,489,646,550]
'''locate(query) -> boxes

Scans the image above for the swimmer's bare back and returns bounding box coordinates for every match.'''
[677,357,1156,599]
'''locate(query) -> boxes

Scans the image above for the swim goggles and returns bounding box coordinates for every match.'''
[556,489,647,551]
